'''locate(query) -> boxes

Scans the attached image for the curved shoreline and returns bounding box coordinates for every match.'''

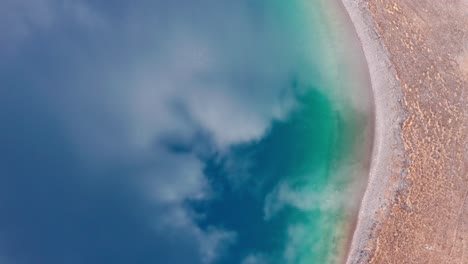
[338,1,406,263]
[341,1,468,263]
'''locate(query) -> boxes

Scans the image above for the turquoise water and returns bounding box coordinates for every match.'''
[195,1,370,263]
[199,88,361,264]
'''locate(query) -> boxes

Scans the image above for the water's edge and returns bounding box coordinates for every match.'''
[338,1,406,263]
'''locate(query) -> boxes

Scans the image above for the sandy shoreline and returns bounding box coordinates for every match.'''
[338,0,406,263]
[341,0,468,263]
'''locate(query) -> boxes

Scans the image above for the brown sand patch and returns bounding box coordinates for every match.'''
[347,0,468,263]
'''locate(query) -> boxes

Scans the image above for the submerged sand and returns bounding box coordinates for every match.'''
[342,0,467,263]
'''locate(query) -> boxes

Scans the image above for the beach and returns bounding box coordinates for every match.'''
[342,0,468,263]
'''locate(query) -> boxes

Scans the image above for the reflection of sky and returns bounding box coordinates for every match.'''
[0,1,356,263]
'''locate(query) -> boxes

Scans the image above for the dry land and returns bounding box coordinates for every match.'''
[342,0,468,263]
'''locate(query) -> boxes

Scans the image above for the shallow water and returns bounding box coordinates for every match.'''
[193,1,371,263]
